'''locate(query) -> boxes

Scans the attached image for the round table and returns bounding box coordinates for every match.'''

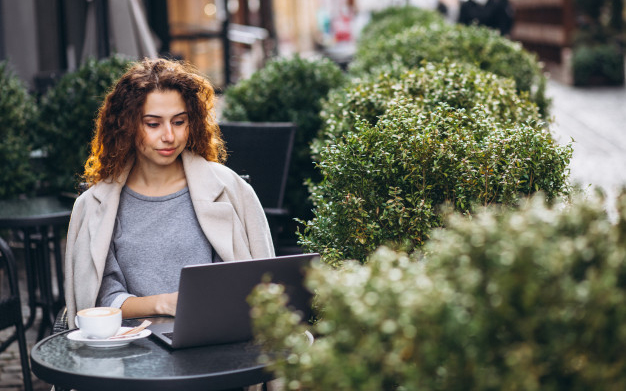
[0,196,73,225]
[30,319,274,391]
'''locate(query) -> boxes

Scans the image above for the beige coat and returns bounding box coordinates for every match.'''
[64,150,275,328]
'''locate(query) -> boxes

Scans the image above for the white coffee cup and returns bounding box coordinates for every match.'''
[75,307,122,339]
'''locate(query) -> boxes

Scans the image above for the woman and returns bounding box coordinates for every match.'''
[64,58,274,328]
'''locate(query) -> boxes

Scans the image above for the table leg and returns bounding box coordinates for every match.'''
[37,230,55,340]
[21,230,39,331]
[36,225,64,340]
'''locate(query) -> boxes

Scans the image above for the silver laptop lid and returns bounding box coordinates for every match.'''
[169,253,319,348]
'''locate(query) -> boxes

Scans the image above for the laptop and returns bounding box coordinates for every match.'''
[148,253,319,349]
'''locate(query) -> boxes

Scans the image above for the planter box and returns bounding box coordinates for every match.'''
[510,0,625,86]
[510,0,576,84]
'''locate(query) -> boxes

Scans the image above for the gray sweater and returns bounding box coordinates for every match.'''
[65,151,274,329]
[96,186,213,308]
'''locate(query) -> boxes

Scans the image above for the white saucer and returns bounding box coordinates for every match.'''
[67,327,151,348]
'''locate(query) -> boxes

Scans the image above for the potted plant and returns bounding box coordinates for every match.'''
[36,55,132,194]
[221,55,346,249]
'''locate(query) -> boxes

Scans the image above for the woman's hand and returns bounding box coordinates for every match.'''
[120,292,179,318]
[155,292,178,316]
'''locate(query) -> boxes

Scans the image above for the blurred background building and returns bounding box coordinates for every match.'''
[1,0,624,90]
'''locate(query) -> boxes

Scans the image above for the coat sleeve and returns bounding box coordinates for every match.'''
[237,178,276,259]
[63,195,87,329]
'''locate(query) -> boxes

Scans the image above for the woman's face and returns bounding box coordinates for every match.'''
[135,89,189,170]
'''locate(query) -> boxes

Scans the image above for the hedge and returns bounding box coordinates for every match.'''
[302,62,571,264]
[250,192,626,390]
[350,11,550,118]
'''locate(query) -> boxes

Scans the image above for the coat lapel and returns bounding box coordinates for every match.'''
[86,152,239,278]
[182,151,237,261]
[88,168,130,282]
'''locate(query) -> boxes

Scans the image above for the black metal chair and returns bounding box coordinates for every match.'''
[2,213,71,340]
[0,237,33,391]
[219,122,296,249]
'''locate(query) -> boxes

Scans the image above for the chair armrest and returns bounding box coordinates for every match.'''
[52,307,69,335]
[263,207,289,217]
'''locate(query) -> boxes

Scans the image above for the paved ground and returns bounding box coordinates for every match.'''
[0,324,50,391]
[0,77,624,391]
[547,79,626,218]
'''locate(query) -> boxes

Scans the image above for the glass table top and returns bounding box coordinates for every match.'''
[30,319,273,391]
[0,196,73,220]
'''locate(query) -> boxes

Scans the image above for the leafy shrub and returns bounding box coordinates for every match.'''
[222,55,346,221]
[250,192,626,390]
[36,55,132,192]
[573,43,625,86]
[357,6,446,51]
[304,63,571,264]
[350,20,549,117]
[571,0,625,86]
[0,61,38,199]
[314,61,542,158]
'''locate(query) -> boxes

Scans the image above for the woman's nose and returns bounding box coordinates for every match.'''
[162,124,175,142]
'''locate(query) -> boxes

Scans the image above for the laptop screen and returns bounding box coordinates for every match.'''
[150,253,319,349]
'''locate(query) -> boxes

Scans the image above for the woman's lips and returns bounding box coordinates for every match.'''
[157,148,177,157]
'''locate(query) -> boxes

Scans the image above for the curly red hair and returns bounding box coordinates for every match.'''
[83,58,225,185]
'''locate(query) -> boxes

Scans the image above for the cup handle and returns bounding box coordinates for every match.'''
[74,316,79,328]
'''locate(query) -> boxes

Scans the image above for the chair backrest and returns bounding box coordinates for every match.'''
[219,122,296,210]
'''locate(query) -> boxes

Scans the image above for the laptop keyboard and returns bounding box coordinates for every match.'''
[163,332,174,340]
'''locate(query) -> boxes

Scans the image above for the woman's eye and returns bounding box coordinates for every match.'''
[173,120,186,126]
[146,122,159,128]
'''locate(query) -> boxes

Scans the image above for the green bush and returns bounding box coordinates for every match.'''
[222,55,346,220]
[303,63,571,265]
[350,20,549,118]
[314,62,542,158]
[571,0,625,86]
[0,61,38,199]
[573,43,625,86]
[357,6,446,51]
[36,55,132,192]
[250,192,626,390]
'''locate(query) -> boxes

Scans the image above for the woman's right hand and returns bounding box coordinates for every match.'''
[120,292,179,318]
[155,292,179,316]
